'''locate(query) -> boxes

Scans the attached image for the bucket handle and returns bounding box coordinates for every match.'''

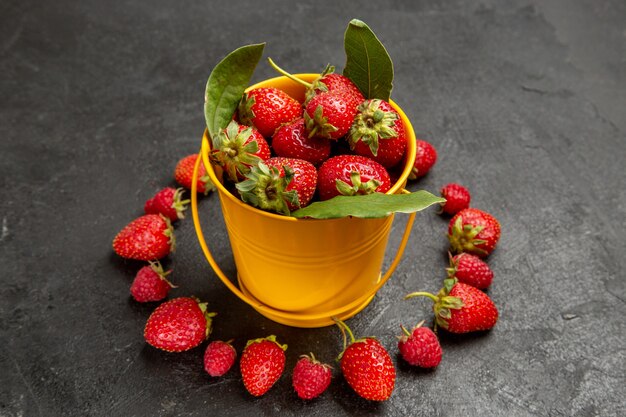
[190,145,416,322]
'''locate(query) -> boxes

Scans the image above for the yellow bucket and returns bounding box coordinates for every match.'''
[191,74,417,328]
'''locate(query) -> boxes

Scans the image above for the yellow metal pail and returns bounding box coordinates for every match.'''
[191,75,417,328]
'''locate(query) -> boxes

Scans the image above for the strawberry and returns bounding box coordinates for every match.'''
[447,252,494,289]
[448,208,501,258]
[238,87,303,138]
[144,297,216,352]
[272,118,331,166]
[397,321,442,368]
[240,335,287,396]
[408,139,437,180]
[335,320,395,401]
[112,214,175,260]
[210,120,271,182]
[130,261,175,302]
[317,154,391,201]
[144,187,190,221]
[440,183,471,215]
[174,154,216,195]
[204,340,237,377]
[304,92,356,140]
[349,99,407,168]
[292,353,332,400]
[406,278,498,333]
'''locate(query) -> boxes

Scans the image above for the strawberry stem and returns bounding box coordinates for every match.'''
[404,291,438,302]
[267,58,313,88]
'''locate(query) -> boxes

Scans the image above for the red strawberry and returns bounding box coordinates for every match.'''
[406,278,498,333]
[304,92,356,140]
[210,120,271,182]
[238,87,303,138]
[144,187,190,221]
[204,340,237,377]
[397,321,442,368]
[174,154,216,195]
[292,353,332,400]
[130,261,175,302]
[317,154,391,201]
[144,297,216,352]
[335,320,395,401]
[112,214,175,260]
[440,183,471,215]
[272,118,331,166]
[408,139,437,180]
[349,99,407,168]
[448,208,501,258]
[447,252,494,289]
[240,335,287,396]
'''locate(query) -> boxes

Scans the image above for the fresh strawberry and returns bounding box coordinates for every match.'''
[238,87,302,138]
[272,118,331,166]
[317,154,391,201]
[397,321,442,368]
[448,208,501,258]
[204,340,237,377]
[349,99,407,168]
[174,154,216,195]
[240,335,287,396]
[335,320,395,401]
[144,297,215,352]
[130,261,175,302]
[144,187,190,221]
[447,252,494,289]
[408,139,437,180]
[112,214,175,260]
[210,120,271,182]
[440,183,471,215]
[304,92,356,140]
[406,278,498,333]
[292,353,332,400]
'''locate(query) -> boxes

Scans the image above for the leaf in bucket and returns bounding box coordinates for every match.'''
[204,43,265,139]
[343,19,393,101]
[291,191,445,219]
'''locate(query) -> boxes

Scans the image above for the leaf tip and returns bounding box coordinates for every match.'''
[349,19,367,28]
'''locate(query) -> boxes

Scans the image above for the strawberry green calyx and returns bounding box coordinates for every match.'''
[349,99,398,156]
[448,216,488,256]
[236,162,300,216]
[171,188,191,219]
[398,320,426,340]
[405,279,464,330]
[335,171,381,197]
[245,334,288,351]
[148,260,177,288]
[211,120,261,182]
[305,64,335,103]
[237,92,257,127]
[304,104,339,139]
[196,300,218,339]
[160,214,176,253]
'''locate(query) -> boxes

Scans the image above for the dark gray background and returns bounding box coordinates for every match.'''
[1,0,625,416]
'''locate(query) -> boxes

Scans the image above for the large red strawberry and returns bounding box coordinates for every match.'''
[349,99,407,168]
[440,183,471,215]
[144,187,190,221]
[272,118,331,166]
[407,139,437,180]
[112,214,175,260]
[174,154,215,195]
[210,120,271,182]
[317,154,391,201]
[240,335,287,396]
[447,252,494,289]
[292,353,332,400]
[204,340,237,377]
[130,261,175,302]
[335,320,395,401]
[448,208,501,257]
[304,92,356,140]
[144,297,215,352]
[238,87,302,138]
[397,321,442,368]
[405,278,498,333]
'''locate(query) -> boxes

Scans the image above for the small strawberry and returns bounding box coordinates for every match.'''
[335,320,395,401]
[174,154,216,195]
[238,87,303,138]
[144,187,190,221]
[144,297,216,352]
[272,118,331,166]
[440,183,471,215]
[130,261,176,302]
[112,214,175,260]
[397,321,442,368]
[447,252,494,289]
[204,340,237,377]
[349,99,407,168]
[448,208,501,258]
[292,353,332,400]
[210,120,271,182]
[304,92,356,140]
[240,335,287,396]
[408,139,437,180]
[317,154,391,201]
[405,278,498,333]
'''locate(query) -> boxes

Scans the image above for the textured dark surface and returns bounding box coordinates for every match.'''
[1,0,625,416]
